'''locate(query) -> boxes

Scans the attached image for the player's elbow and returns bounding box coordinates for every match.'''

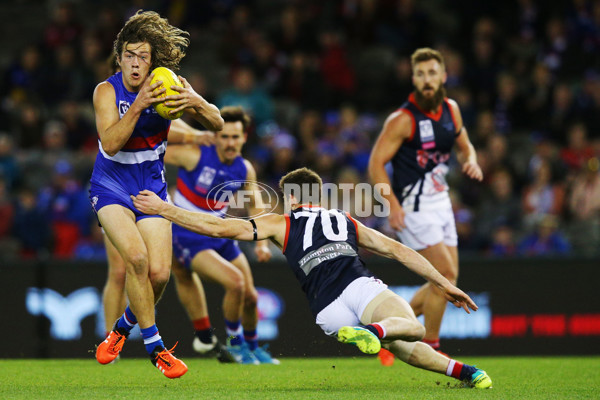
[202,112,224,132]
[368,156,385,181]
[367,158,378,181]
[212,116,224,131]
[101,141,119,157]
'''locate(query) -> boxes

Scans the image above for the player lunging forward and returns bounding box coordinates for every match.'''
[132,168,492,388]
[91,10,223,379]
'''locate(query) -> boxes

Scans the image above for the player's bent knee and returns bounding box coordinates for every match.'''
[409,323,426,341]
[225,272,245,294]
[150,268,171,287]
[124,252,149,275]
[109,267,127,284]
[435,264,457,282]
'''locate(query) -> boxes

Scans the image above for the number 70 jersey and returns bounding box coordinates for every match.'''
[282,205,373,317]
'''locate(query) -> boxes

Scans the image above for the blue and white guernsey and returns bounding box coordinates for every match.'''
[89,72,171,217]
[283,205,372,317]
[173,144,248,217]
[171,145,248,268]
[391,93,460,212]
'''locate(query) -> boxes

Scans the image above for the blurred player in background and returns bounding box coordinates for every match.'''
[369,48,483,363]
[165,106,279,364]
[131,167,492,389]
[91,10,223,379]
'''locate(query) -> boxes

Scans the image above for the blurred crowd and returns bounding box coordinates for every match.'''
[1,0,600,260]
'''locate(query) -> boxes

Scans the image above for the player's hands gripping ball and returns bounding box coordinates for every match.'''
[151,67,184,120]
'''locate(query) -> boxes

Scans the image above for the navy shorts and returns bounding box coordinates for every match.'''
[172,223,242,269]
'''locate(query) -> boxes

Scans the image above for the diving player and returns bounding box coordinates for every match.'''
[131,167,492,388]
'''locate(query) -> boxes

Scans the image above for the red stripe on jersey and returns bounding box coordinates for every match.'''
[176,177,227,210]
[283,214,290,253]
[397,108,416,142]
[122,129,168,150]
[408,92,443,121]
[346,212,359,242]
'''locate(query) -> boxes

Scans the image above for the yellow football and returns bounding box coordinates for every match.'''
[150,67,184,120]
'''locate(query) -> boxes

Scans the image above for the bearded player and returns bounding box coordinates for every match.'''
[369,48,483,362]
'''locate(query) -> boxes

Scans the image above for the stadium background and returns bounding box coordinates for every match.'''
[0,0,599,357]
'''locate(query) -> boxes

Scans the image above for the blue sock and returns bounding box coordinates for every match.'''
[460,364,477,381]
[116,306,138,333]
[225,319,243,346]
[243,328,258,351]
[140,324,164,355]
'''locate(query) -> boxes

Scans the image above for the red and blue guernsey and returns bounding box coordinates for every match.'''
[89,72,171,221]
[172,144,248,268]
[282,206,372,317]
[391,93,460,212]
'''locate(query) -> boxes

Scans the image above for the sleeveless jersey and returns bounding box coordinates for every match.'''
[90,72,171,196]
[283,206,372,316]
[391,93,459,212]
[173,145,248,217]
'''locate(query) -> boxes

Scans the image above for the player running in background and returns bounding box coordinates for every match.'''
[91,10,223,379]
[131,167,492,389]
[165,106,278,364]
[369,48,483,362]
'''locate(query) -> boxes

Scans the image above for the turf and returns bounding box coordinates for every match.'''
[1,356,598,399]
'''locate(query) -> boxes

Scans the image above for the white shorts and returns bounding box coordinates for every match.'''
[316,277,388,336]
[396,207,457,251]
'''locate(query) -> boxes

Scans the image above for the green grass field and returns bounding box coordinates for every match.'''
[1,357,598,399]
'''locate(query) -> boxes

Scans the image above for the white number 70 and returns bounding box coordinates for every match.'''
[294,209,348,250]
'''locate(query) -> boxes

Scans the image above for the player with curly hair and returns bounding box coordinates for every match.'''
[91,10,223,379]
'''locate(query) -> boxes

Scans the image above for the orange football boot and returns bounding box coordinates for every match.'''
[151,343,188,379]
[378,348,395,366]
[96,328,128,364]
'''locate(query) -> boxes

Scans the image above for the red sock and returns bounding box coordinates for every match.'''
[446,359,463,379]
[193,316,211,332]
[367,323,386,339]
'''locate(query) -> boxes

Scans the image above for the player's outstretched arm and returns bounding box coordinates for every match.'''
[242,160,272,262]
[355,220,478,313]
[131,190,286,244]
